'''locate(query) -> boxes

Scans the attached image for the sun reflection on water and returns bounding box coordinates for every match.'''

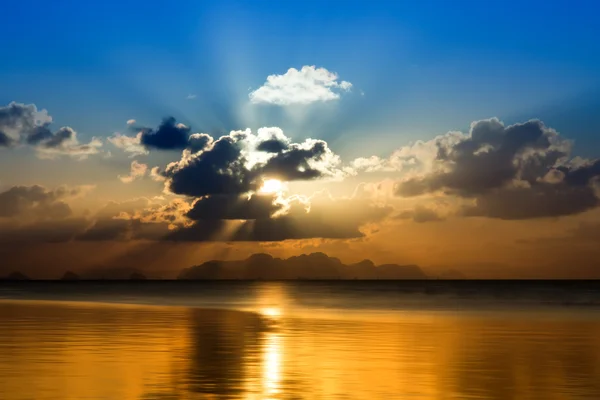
[261,307,281,318]
[264,332,282,398]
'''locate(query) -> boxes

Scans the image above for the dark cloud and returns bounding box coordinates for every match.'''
[561,159,600,186]
[0,102,103,158]
[0,218,89,244]
[163,129,342,197]
[166,193,392,242]
[397,119,568,197]
[394,118,600,219]
[0,102,52,147]
[396,206,444,223]
[0,132,13,146]
[186,194,282,220]
[0,185,77,220]
[25,126,54,145]
[0,185,96,244]
[256,138,288,153]
[462,182,599,220]
[139,117,191,150]
[259,139,333,180]
[165,133,253,197]
[40,127,76,148]
[75,218,134,241]
[187,133,213,153]
[71,191,389,243]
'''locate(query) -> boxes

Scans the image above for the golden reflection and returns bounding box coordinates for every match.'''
[254,282,289,315]
[261,307,281,318]
[1,299,600,400]
[263,332,282,398]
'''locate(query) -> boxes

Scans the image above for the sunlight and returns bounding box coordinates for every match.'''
[263,332,282,397]
[261,307,281,318]
[259,179,283,194]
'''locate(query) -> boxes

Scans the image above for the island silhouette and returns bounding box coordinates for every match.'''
[1,253,434,280]
[178,252,428,280]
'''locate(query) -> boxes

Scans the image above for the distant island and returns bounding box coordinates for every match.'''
[1,253,436,280]
[178,252,428,280]
[0,271,31,281]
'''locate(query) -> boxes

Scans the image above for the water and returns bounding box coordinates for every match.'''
[1,281,600,399]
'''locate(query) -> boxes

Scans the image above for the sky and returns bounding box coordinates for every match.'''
[1,0,600,278]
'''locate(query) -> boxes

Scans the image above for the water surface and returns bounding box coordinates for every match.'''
[1,281,600,399]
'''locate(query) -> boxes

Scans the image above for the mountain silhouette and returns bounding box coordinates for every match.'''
[2,271,31,281]
[129,272,147,280]
[60,271,80,281]
[178,252,428,280]
[80,267,148,280]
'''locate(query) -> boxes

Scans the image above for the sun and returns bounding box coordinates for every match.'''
[259,178,283,194]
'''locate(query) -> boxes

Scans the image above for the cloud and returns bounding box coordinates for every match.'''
[126,119,136,125]
[35,127,103,160]
[126,198,192,227]
[149,166,165,182]
[110,118,212,154]
[75,218,134,241]
[384,118,600,219]
[0,218,90,244]
[0,185,95,244]
[186,194,283,221]
[0,102,102,159]
[163,127,345,197]
[119,160,149,183]
[79,186,392,243]
[75,197,173,242]
[0,102,52,147]
[165,190,392,242]
[187,133,213,154]
[108,131,148,156]
[396,206,444,223]
[0,185,89,221]
[461,182,599,220]
[139,117,191,150]
[249,66,352,106]
[186,94,197,100]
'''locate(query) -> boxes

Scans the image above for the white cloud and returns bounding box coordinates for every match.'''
[149,166,165,182]
[119,160,148,183]
[249,66,353,106]
[108,132,148,157]
[186,94,197,100]
[35,128,104,161]
[126,119,136,125]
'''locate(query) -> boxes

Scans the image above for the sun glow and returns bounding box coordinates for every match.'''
[259,178,283,194]
[261,307,281,318]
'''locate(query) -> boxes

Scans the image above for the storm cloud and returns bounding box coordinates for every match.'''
[165,191,392,242]
[139,117,192,150]
[391,118,600,219]
[162,127,344,197]
[186,194,283,221]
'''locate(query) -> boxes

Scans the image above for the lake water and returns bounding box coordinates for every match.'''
[1,281,600,399]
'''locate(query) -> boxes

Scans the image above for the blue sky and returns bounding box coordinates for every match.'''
[2,0,600,158]
[2,1,600,277]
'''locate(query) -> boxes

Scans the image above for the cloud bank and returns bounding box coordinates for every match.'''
[2,108,600,250]
[355,118,600,220]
